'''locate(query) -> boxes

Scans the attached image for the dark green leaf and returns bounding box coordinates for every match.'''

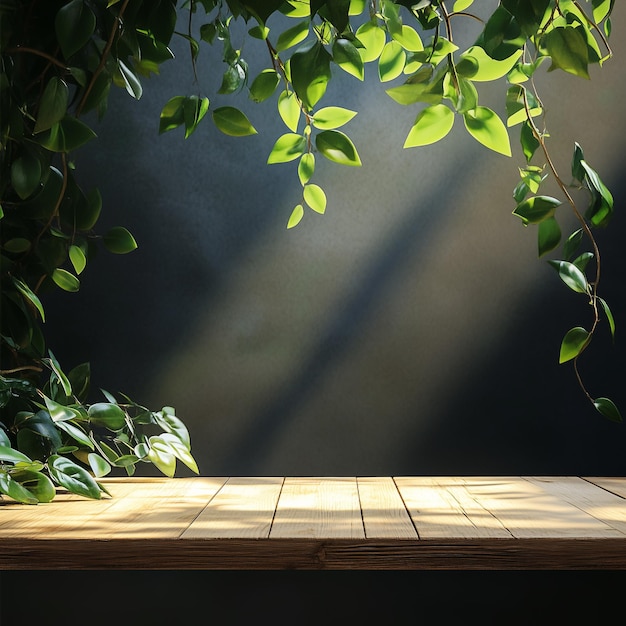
[580,160,613,227]
[563,228,583,260]
[55,0,96,59]
[598,297,616,339]
[37,116,97,152]
[315,130,362,166]
[249,69,280,103]
[571,142,586,182]
[547,260,589,294]
[594,397,622,423]
[11,152,42,199]
[212,107,258,136]
[103,226,138,254]
[520,121,539,162]
[117,60,143,100]
[537,217,561,256]
[12,278,45,321]
[332,38,364,80]
[290,40,332,110]
[87,402,126,430]
[542,26,589,79]
[0,444,32,465]
[183,96,210,138]
[35,77,69,133]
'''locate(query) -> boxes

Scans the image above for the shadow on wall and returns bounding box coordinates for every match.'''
[46,6,626,476]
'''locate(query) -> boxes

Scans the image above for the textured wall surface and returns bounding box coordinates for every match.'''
[46,6,626,477]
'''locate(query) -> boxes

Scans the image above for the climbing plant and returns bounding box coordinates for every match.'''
[0,0,620,502]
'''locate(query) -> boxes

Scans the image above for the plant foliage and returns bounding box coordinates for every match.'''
[0,0,621,500]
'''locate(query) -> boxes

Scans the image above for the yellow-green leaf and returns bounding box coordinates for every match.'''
[378,41,406,82]
[403,104,455,148]
[463,106,512,156]
[212,107,258,136]
[303,184,326,214]
[287,204,304,229]
[559,326,590,363]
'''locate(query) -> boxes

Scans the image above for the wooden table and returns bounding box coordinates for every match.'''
[2,476,626,569]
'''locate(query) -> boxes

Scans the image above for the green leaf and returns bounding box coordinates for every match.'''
[580,160,613,227]
[153,406,191,449]
[598,297,616,339]
[117,60,143,100]
[592,0,613,23]
[150,433,198,474]
[457,46,522,81]
[520,121,539,162]
[463,107,511,156]
[69,245,87,275]
[55,0,96,59]
[559,326,590,363]
[249,69,280,103]
[378,41,406,82]
[212,106,258,136]
[159,95,185,134]
[453,0,474,10]
[47,349,72,396]
[52,268,80,292]
[147,438,177,477]
[290,40,332,110]
[298,153,315,185]
[513,195,561,225]
[563,228,584,261]
[355,21,386,63]
[332,37,364,80]
[547,260,589,294]
[103,226,138,254]
[315,130,362,166]
[37,116,97,152]
[48,455,103,499]
[287,204,305,229]
[312,106,357,130]
[391,24,424,53]
[12,278,45,322]
[267,133,307,164]
[403,104,454,148]
[43,394,77,422]
[56,420,93,449]
[537,217,561,256]
[35,77,69,134]
[594,397,622,423]
[183,96,210,138]
[10,469,56,503]
[542,26,590,79]
[278,90,301,132]
[88,402,126,430]
[571,141,586,182]
[0,472,38,504]
[88,453,111,478]
[275,19,310,52]
[385,81,442,106]
[0,444,33,465]
[303,184,327,214]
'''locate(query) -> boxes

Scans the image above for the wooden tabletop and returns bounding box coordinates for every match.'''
[2,476,626,569]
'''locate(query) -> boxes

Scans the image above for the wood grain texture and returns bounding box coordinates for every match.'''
[2,476,626,569]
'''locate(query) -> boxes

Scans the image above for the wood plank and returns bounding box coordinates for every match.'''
[357,476,417,539]
[270,477,364,539]
[585,477,626,500]
[526,477,626,535]
[42,477,227,540]
[181,477,283,539]
[394,476,512,538]
[458,477,621,538]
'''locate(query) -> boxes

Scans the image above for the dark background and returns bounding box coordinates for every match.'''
[3,2,626,621]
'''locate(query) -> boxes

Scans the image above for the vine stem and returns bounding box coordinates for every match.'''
[6,46,69,70]
[75,0,131,118]
[522,75,601,404]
